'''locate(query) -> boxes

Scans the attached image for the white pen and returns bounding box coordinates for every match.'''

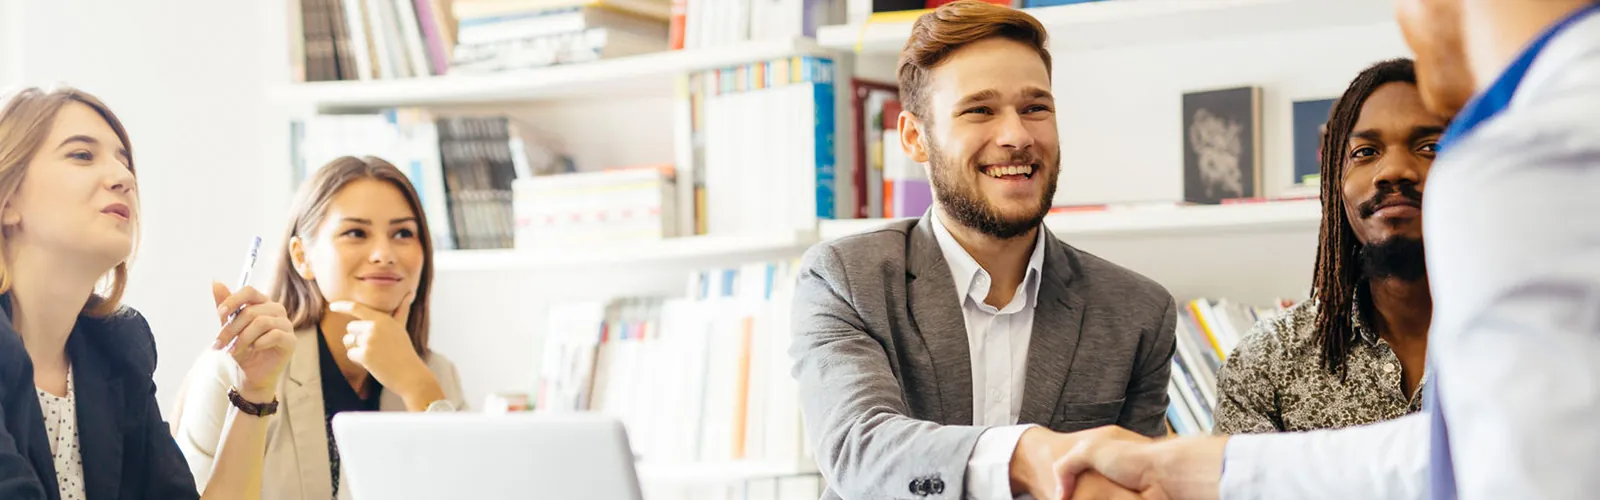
[236,236,262,291]
[224,236,263,327]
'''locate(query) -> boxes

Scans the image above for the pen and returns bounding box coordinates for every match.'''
[236,236,262,291]
[225,236,263,326]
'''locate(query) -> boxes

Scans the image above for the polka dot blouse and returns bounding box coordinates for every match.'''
[36,366,85,500]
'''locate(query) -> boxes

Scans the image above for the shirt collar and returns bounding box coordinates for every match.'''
[929,210,1047,309]
[1350,286,1380,345]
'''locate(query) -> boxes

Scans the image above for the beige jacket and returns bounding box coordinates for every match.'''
[171,327,467,500]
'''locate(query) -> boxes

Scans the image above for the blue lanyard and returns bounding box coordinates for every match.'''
[1438,2,1600,152]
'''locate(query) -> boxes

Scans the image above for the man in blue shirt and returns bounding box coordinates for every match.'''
[1053,1,1600,499]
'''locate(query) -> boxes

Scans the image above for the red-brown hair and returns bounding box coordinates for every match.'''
[897,1,1052,122]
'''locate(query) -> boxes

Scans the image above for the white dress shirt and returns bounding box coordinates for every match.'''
[928,211,1047,500]
[1219,11,1600,500]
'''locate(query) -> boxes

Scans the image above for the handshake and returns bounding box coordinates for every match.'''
[1011,426,1228,500]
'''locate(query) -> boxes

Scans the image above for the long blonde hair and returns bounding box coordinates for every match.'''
[273,156,434,357]
[0,86,135,316]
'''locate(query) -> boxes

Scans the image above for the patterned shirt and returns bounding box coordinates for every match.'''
[1214,296,1425,434]
[37,366,85,500]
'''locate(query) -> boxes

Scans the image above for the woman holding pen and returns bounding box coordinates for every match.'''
[173,156,466,500]
[0,86,292,499]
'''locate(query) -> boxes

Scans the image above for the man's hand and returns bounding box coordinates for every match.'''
[1070,471,1142,500]
[1010,427,1153,499]
[1056,426,1230,500]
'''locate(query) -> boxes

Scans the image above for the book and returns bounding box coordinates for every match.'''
[1292,98,1336,187]
[1182,86,1261,205]
[850,79,898,219]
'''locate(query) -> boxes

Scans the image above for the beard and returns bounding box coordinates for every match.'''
[926,138,1059,240]
[1360,236,1427,282]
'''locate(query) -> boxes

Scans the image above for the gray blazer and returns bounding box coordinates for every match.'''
[790,215,1176,500]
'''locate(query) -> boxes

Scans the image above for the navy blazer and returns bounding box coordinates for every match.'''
[0,298,199,500]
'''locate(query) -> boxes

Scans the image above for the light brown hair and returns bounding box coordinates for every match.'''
[0,86,134,317]
[273,156,434,357]
[896,1,1052,123]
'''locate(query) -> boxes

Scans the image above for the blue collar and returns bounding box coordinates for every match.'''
[1439,2,1600,152]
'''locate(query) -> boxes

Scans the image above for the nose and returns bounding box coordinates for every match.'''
[1371,147,1424,191]
[105,164,135,194]
[994,109,1035,151]
[368,236,396,265]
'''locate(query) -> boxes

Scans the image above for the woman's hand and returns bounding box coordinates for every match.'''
[329,293,443,411]
[212,282,295,405]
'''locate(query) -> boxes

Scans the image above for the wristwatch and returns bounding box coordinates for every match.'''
[228,387,280,417]
[425,399,456,413]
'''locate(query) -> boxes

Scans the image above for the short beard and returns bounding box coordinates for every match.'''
[926,139,1057,240]
[1359,237,1427,282]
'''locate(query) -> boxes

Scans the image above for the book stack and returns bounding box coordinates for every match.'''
[536,259,809,467]
[1165,297,1293,436]
[290,110,574,250]
[286,0,456,81]
[672,56,841,237]
[450,0,673,73]
[511,165,681,248]
[671,0,844,51]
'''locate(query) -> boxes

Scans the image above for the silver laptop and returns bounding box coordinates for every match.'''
[330,412,645,500]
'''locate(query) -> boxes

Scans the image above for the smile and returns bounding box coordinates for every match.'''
[980,164,1035,180]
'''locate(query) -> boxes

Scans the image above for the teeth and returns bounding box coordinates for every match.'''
[985,165,1032,177]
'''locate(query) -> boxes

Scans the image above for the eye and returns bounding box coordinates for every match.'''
[1418,142,1439,154]
[68,150,93,162]
[394,228,416,239]
[340,228,367,239]
[962,107,993,116]
[1023,105,1052,114]
[1350,146,1379,159]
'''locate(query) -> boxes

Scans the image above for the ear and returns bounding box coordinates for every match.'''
[1,209,17,227]
[289,235,314,280]
[898,110,930,164]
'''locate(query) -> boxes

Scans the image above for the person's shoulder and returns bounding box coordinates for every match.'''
[81,305,160,377]
[798,218,914,281]
[1231,298,1321,363]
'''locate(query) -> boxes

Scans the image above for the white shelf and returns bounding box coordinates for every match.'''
[817,0,1394,54]
[819,200,1321,241]
[433,230,818,272]
[635,460,818,485]
[432,202,1317,273]
[270,37,834,111]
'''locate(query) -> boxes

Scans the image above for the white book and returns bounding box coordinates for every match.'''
[393,0,434,76]
[364,0,398,78]
[341,0,375,79]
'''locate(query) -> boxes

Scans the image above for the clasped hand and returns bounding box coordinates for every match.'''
[1045,426,1228,500]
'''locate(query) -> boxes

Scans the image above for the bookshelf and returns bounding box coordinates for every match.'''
[817,0,1396,54]
[271,36,832,112]
[430,201,1320,272]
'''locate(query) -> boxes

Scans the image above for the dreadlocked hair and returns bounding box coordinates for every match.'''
[1312,58,1418,375]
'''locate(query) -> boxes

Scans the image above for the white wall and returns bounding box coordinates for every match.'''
[4,0,292,413]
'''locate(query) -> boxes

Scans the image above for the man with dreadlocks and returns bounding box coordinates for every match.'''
[1212,58,1446,434]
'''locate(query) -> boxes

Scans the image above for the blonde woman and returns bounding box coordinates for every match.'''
[174,156,465,500]
[0,86,292,499]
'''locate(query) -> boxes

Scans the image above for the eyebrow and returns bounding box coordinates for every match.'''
[341,217,419,225]
[1350,125,1448,143]
[954,87,1055,109]
[59,135,130,163]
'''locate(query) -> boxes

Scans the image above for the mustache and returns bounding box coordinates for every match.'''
[1357,183,1423,218]
[975,151,1042,167]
